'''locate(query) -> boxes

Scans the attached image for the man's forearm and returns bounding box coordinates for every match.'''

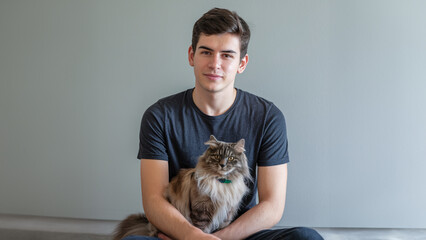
[144,195,207,240]
[213,200,283,240]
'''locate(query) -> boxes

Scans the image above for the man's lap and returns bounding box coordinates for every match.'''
[245,227,323,240]
[121,227,323,240]
[121,236,160,240]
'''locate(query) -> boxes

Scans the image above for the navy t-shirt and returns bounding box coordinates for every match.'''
[138,88,289,217]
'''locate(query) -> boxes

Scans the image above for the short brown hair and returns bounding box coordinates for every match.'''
[192,8,251,59]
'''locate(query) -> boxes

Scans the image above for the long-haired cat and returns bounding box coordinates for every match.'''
[113,135,251,240]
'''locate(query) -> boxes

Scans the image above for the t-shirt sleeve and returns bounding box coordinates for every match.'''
[257,104,290,166]
[137,104,168,160]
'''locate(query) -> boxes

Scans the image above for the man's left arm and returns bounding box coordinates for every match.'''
[213,163,288,240]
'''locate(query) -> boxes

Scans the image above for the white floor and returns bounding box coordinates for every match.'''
[0,214,116,235]
[315,227,426,240]
[1,214,426,240]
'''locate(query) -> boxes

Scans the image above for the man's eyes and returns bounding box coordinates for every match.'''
[200,51,234,59]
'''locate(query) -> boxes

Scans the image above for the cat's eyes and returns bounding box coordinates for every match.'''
[211,155,235,161]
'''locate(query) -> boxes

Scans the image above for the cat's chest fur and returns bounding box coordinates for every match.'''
[194,172,249,232]
[197,173,248,206]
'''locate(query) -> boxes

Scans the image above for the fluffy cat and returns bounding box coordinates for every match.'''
[113,135,251,240]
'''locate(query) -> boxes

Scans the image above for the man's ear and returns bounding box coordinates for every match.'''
[188,46,195,67]
[237,54,249,74]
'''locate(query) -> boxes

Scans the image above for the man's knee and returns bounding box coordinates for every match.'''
[288,227,323,240]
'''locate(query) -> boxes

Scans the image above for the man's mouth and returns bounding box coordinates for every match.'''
[204,73,223,80]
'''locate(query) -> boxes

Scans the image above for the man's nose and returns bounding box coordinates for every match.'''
[209,54,221,69]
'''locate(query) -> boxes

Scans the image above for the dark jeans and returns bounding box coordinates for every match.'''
[121,227,323,240]
[246,227,323,240]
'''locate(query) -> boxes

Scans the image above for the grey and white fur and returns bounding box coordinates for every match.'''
[113,135,251,240]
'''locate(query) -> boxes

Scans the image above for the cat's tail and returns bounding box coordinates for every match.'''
[112,213,157,240]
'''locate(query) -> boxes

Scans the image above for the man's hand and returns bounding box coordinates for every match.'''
[158,231,221,240]
[158,232,172,240]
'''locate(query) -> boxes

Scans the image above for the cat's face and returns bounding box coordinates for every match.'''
[200,135,248,177]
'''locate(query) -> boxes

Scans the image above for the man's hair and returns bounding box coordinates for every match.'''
[192,8,251,59]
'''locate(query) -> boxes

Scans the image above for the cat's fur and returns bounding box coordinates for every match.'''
[113,135,251,240]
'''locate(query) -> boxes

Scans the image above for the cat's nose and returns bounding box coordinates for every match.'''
[219,159,227,168]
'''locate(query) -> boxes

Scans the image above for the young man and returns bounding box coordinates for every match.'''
[130,8,323,240]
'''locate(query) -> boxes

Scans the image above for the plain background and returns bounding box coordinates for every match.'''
[1,0,425,229]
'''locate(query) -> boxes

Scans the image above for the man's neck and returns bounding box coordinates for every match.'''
[192,87,237,116]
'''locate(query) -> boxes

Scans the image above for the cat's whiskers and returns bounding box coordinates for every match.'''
[219,167,235,176]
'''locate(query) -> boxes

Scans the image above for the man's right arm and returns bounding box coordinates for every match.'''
[140,159,220,240]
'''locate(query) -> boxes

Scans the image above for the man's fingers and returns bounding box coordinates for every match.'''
[158,232,173,240]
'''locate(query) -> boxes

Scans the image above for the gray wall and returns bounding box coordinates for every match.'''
[1,0,425,228]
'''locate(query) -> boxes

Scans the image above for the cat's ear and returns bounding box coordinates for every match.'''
[234,138,245,153]
[205,135,219,147]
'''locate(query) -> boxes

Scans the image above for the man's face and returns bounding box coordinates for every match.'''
[188,33,248,94]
